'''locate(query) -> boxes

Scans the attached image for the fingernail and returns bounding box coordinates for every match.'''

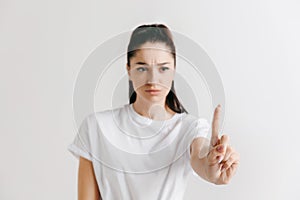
[217,145,223,152]
[218,156,224,163]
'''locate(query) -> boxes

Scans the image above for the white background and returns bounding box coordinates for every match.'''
[1,0,299,199]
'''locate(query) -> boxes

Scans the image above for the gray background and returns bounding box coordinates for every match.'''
[1,0,299,199]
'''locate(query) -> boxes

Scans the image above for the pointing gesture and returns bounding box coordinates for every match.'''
[205,105,240,185]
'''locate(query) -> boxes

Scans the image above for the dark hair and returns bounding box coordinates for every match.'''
[127,23,188,114]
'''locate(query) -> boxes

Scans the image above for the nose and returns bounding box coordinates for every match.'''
[146,67,160,84]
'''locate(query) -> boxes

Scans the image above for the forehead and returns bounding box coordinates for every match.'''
[132,42,174,63]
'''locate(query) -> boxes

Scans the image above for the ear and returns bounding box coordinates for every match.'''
[126,64,131,80]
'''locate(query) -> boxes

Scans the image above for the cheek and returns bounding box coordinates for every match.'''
[161,76,174,90]
[131,79,148,90]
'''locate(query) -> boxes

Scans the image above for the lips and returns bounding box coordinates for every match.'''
[145,89,161,92]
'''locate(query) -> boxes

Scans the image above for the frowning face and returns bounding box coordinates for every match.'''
[127,42,175,103]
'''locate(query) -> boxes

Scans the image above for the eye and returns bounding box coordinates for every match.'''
[160,67,169,72]
[136,67,147,72]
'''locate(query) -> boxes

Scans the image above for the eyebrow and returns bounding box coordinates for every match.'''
[134,62,171,66]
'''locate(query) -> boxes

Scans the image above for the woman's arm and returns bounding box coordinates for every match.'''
[78,156,102,200]
[190,137,212,183]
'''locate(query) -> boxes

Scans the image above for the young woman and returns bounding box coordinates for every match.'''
[68,24,240,200]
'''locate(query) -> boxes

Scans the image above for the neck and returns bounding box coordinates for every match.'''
[132,96,175,120]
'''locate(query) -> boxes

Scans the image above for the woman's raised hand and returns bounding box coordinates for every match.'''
[205,105,240,185]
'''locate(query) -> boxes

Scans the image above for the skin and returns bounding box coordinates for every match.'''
[77,42,239,200]
[78,157,101,200]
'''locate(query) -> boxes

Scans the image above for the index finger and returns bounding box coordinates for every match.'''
[211,104,221,146]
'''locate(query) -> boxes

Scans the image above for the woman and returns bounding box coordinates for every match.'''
[68,24,240,200]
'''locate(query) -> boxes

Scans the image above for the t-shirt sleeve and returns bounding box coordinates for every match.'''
[193,118,210,139]
[67,115,93,161]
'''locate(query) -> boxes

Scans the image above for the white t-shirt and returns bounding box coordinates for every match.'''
[68,103,210,200]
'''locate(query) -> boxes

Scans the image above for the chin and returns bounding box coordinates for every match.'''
[137,91,167,102]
